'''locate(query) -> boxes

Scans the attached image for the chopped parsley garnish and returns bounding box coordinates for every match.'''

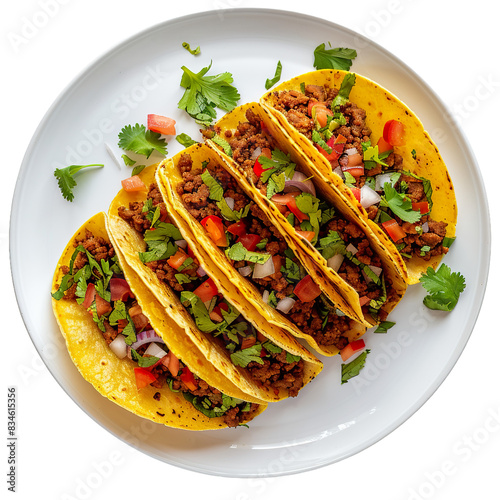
[118,124,168,158]
[420,264,466,312]
[265,60,283,90]
[131,164,147,176]
[211,134,233,157]
[231,344,264,367]
[176,133,198,147]
[131,349,160,368]
[225,242,271,265]
[178,62,240,126]
[341,349,370,384]
[182,42,200,55]
[313,43,357,71]
[53,164,104,202]
[121,154,136,166]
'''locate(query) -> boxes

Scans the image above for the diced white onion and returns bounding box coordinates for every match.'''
[360,184,382,209]
[327,254,344,272]
[174,239,187,249]
[346,243,358,255]
[225,197,235,210]
[276,297,296,314]
[362,265,383,283]
[375,173,395,191]
[421,222,429,233]
[333,166,345,180]
[251,146,262,160]
[253,256,275,279]
[262,290,270,303]
[238,265,253,277]
[144,342,168,359]
[345,147,358,156]
[109,334,127,359]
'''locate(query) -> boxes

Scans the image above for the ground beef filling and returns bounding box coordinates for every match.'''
[177,153,353,350]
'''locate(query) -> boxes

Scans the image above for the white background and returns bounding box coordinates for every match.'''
[2,1,499,499]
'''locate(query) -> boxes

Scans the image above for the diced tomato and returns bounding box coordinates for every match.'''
[117,318,128,334]
[359,296,371,307]
[209,310,224,323]
[147,114,176,135]
[312,104,333,128]
[227,220,247,237]
[180,366,197,392]
[131,313,150,332]
[381,219,407,242]
[377,136,392,153]
[82,282,96,309]
[128,304,142,317]
[316,136,345,162]
[161,351,180,377]
[286,198,309,223]
[121,175,146,192]
[350,187,361,203]
[134,367,157,389]
[167,248,190,270]
[270,192,300,205]
[110,278,134,302]
[237,233,262,252]
[296,230,315,242]
[241,336,256,350]
[200,215,227,247]
[383,119,406,147]
[294,275,322,303]
[193,278,218,303]
[341,165,365,178]
[340,339,366,362]
[307,99,319,116]
[346,153,364,167]
[95,293,112,317]
[253,147,273,177]
[412,201,430,214]
[335,134,347,144]
[212,301,229,319]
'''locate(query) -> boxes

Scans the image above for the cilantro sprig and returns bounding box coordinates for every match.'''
[341,350,370,384]
[380,183,421,224]
[313,43,357,71]
[420,264,466,312]
[257,149,296,198]
[178,62,240,126]
[118,124,167,158]
[54,164,104,202]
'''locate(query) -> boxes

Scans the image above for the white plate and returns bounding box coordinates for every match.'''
[10,8,490,477]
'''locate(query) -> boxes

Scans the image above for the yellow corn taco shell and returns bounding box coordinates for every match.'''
[261,69,457,284]
[108,165,322,400]
[51,212,266,430]
[157,143,366,357]
[205,103,407,329]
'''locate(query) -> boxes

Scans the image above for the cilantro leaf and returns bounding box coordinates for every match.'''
[230,344,264,367]
[313,44,357,71]
[374,320,396,334]
[53,164,104,202]
[420,264,466,312]
[225,242,271,265]
[380,182,421,223]
[178,63,240,126]
[211,134,233,157]
[176,133,198,147]
[265,60,283,90]
[341,349,370,384]
[118,124,167,158]
[201,170,224,201]
[332,73,356,109]
[182,42,200,55]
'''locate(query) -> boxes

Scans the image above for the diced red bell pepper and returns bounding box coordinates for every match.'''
[340,339,366,362]
[121,175,146,192]
[200,215,227,247]
[412,201,430,214]
[237,233,262,252]
[134,367,157,389]
[147,114,176,135]
[227,220,247,237]
[383,119,406,146]
[193,278,218,303]
[381,219,407,242]
[180,366,197,392]
[110,278,134,302]
[294,275,322,303]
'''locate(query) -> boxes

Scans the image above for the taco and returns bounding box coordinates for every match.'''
[51,212,266,430]
[107,165,322,400]
[202,103,407,329]
[156,143,368,357]
[260,70,457,284]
